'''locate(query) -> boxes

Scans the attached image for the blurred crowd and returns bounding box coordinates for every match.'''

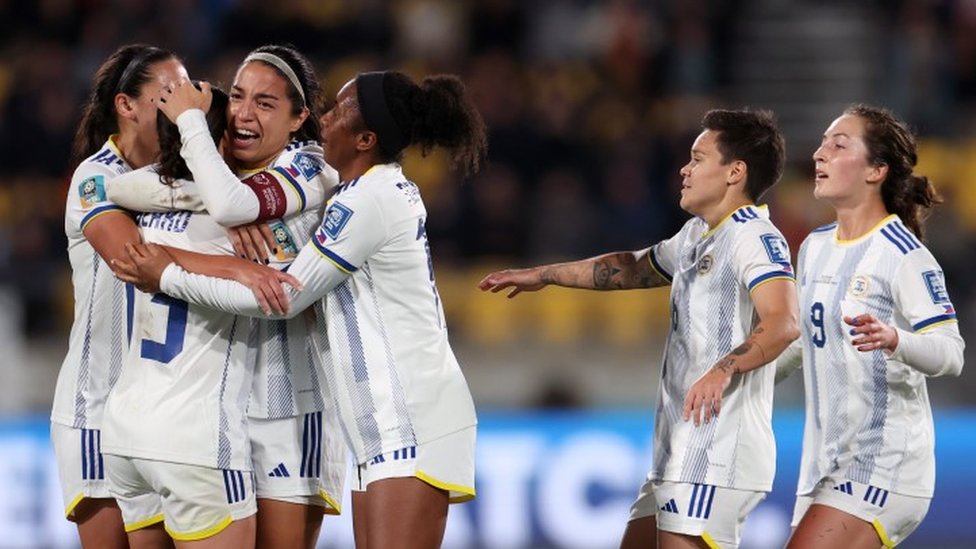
[0,0,974,367]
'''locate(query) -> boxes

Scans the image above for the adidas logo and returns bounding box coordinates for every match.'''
[660,498,679,514]
[833,481,853,495]
[269,463,291,478]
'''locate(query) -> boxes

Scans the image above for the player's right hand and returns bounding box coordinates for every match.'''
[112,242,174,293]
[478,268,546,298]
[156,79,212,122]
[233,261,302,316]
[228,222,276,264]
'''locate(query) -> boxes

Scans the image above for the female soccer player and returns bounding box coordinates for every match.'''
[116,69,487,549]
[53,43,186,549]
[104,46,344,549]
[478,110,799,549]
[783,105,965,548]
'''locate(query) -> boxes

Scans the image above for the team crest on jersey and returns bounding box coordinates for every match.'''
[291,152,323,180]
[922,270,950,304]
[321,202,353,240]
[696,254,713,274]
[760,233,789,265]
[269,220,299,260]
[78,175,106,208]
[848,275,870,297]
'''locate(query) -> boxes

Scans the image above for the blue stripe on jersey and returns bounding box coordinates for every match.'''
[649,248,673,282]
[80,429,88,480]
[879,227,908,254]
[97,430,104,480]
[743,207,758,219]
[125,283,134,346]
[80,205,127,231]
[312,238,358,273]
[267,320,295,418]
[890,221,921,249]
[334,282,383,460]
[272,166,307,211]
[747,270,795,291]
[731,212,744,223]
[703,485,716,518]
[812,222,837,233]
[913,313,957,331]
[216,317,240,470]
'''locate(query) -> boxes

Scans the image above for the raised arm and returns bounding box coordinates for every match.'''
[478,247,671,298]
[105,166,205,213]
[683,278,800,426]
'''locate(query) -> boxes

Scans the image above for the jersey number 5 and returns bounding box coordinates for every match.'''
[810,302,826,348]
[140,294,188,364]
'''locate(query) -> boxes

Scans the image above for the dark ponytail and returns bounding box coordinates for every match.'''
[845,104,941,240]
[244,44,322,143]
[156,85,229,186]
[72,44,178,166]
[371,72,487,177]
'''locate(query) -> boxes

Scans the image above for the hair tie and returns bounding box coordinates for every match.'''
[356,71,406,157]
[117,50,154,94]
[243,52,306,107]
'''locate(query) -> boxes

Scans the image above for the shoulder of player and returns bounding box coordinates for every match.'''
[875,217,931,258]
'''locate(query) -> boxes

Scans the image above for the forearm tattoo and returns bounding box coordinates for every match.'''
[712,326,767,375]
[593,261,620,289]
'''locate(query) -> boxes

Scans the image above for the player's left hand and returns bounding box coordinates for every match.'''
[683,366,733,427]
[845,313,899,353]
[228,222,276,264]
[155,79,212,122]
[112,242,174,293]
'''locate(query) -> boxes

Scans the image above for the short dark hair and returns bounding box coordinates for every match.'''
[701,109,785,202]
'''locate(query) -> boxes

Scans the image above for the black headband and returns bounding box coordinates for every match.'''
[356,71,406,157]
[117,49,156,94]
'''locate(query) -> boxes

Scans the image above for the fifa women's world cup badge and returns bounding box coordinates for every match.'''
[78,175,107,208]
[270,220,299,261]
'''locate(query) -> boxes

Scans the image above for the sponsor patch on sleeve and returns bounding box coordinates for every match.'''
[760,233,790,265]
[321,202,354,240]
[269,220,299,261]
[922,270,950,304]
[291,152,324,180]
[241,171,287,219]
[78,175,106,208]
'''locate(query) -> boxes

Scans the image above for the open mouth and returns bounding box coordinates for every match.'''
[814,170,827,181]
[232,128,259,147]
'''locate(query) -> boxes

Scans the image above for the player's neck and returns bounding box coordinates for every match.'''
[701,196,753,230]
[834,199,889,240]
[115,132,155,169]
[339,156,384,184]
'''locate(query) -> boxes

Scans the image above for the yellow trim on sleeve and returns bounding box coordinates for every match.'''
[64,493,86,518]
[748,275,796,293]
[701,531,724,549]
[124,513,165,533]
[916,318,959,333]
[80,208,129,231]
[166,515,233,541]
[646,250,670,283]
[872,518,896,548]
[319,489,342,515]
[415,471,476,504]
[313,246,354,274]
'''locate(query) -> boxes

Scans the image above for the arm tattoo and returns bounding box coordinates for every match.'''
[714,356,738,375]
[593,261,620,289]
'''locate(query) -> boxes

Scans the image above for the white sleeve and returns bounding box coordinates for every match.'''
[774,337,803,384]
[68,166,127,235]
[648,219,696,283]
[309,190,388,273]
[105,165,205,212]
[888,252,965,376]
[177,110,335,226]
[160,228,351,319]
[733,223,796,292]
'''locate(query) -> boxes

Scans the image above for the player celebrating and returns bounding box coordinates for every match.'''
[114,70,486,549]
[781,105,965,549]
[106,45,345,549]
[53,44,186,549]
[479,110,799,549]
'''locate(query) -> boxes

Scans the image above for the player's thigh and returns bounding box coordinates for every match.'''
[72,498,129,549]
[175,514,255,549]
[787,504,881,549]
[364,477,448,549]
[619,515,657,549]
[255,498,323,549]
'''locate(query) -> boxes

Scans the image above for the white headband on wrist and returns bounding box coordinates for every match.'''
[243,52,306,106]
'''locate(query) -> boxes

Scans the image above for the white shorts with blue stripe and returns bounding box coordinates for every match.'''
[629,478,765,549]
[791,477,930,548]
[104,455,256,541]
[51,422,161,525]
[250,411,346,513]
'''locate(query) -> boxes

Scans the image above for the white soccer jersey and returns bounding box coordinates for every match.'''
[101,189,253,470]
[106,134,336,420]
[647,205,795,491]
[795,215,963,498]
[52,138,133,430]
[159,163,478,464]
